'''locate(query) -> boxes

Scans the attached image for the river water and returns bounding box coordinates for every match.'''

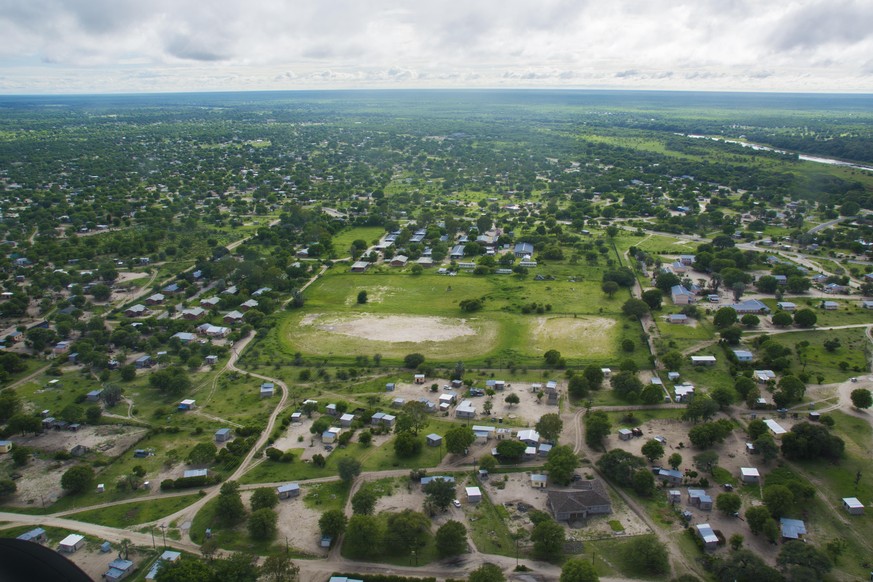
[686,134,873,173]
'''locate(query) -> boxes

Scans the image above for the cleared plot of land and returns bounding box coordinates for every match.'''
[290,312,498,360]
[529,316,617,357]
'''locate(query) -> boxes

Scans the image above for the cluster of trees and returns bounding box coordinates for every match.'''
[156,552,297,582]
[781,422,845,461]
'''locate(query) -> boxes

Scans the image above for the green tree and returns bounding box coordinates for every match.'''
[709,386,736,409]
[531,518,566,561]
[385,509,431,555]
[423,477,457,512]
[543,349,563,367]
[601,280,619,297]
[584,411,611,451]
[445,425,475,455]
[622,535,669,576]
[711,550,782,582]
[641,289,663,310]
[357,290,368,304]
[337,457,362,485]
[560,558,599,582]
[535,413,564,442]
[716,492,742,515]
[248,508,277,541]
[403,353,425,368]
[746,505,772,535]
[217,481,246,526]
[668,452,682,470]
[777,541,832,577]
[641,439,665,462]
[318,509,348,538]
[351,488,377,515]
[632,468,656,497]
[793,308,817,328]
[713,307,738,329]
[496,439,527,461]
[662,350,684,371]
[763,484,794,517]
[260,554,300,582]
[61,464,94,494]
[754,434,780,463]
[544,445,580,485]
[850,388,872,409]
[505,393,520,407]
[683,394,719,422]
[435,520,467,558]
[393,432,422,458]
[469,563,506,582]
[344,514,383,559]
[250,487,279,512]
[740,314,760,327]
[60,404,84,424]
[583,365,605,390]
[771,311,793,327]
[188,442,217,466]
[693,450,719,473]
[148,365,192,395]
[11,446,28,467]
[155,559,213,581]
[622,298,649,319]
[762,518,781,544]
[611,371,643,402]
[479,454,497,473]
[596,449,646,487]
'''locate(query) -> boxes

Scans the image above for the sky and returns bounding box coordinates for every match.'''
[0,0,872,94]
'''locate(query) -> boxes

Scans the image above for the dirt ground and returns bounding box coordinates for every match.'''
[270,413,393,461]
[484,472,650,540]
[3,425,149,506]
[300,313,477,343]
[245,488,329,556]
[384,378,562,427]
[65,544,134,580]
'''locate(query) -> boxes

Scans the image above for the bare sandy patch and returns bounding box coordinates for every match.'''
[302,314,477,343]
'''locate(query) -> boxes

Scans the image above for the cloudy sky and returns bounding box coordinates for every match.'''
[0,0,871,94]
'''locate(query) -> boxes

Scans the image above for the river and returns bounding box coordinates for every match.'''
[687,134,873,173]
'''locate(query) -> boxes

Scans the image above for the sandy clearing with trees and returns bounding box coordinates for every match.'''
[529,316,617,357]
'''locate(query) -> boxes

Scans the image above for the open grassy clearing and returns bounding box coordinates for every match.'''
[64,494,201,527]
[248,269,644,367]
[332,227,386,254]
[762,298,873,327]
[633,235,697,255]
[762,327,869,382]
[302,480,350,514]
[467,485,521,558]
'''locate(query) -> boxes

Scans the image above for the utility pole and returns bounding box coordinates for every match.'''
[160,524,167,548]
[151,527,155,549]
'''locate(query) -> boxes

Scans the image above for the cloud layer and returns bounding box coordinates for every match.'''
[0,0,871,93]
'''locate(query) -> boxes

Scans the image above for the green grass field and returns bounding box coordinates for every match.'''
[762,327,869,382]
[332,227,386,256]
[64,494,201,527]
[247,269,647,368]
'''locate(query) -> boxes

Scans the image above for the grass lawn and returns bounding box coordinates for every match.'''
[0,357,47,388]
[64,494,201,527]
[332,227,386,255]
[303,481,350,514]
[606,408,684,427]
[760,297,873,327]
[634,235,697,255]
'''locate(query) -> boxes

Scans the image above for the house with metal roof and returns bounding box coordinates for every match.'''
[780,518,806,540]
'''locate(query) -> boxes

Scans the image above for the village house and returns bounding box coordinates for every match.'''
[16,528,46,544]
[181,307,206,320]
[547,481,612,521]
[780,518,806,540]
[426,433,442,447]
[740,467,760,484]
[350,261,370,273]
[695,524,719,551]
[145,551,181,581]
[58,534,85,553]
[214,428,232,443]
[732,349,754,363]
[223,310,245,324]
[842,497,864,515]
[687,489,713,510]
[670,284,695,305]
[455,399,476,419]
[690,355,717,366]
[145,293,165,306]
[104,559,136,582]
[277,483,301,499]
[531,474,548,488]
[125,304,151,317]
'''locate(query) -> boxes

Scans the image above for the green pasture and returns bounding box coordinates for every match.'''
[761,297,873,327]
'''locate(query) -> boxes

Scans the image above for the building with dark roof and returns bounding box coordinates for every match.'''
[548,480,612,521]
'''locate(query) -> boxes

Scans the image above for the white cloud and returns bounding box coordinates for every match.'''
[0,0,870,93]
